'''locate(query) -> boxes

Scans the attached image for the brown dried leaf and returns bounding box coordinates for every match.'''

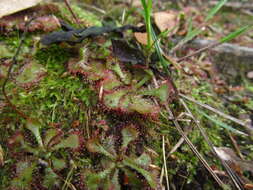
[154,11,177,33]
[0,4,60,33]
[245,183,253,190]
[215,147,253,172]
[126,0,142,7]
[19,15,60,32]
[134,32,148,45]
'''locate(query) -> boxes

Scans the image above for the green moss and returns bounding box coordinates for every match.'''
[59,3,102,26]
[3,45,95,127]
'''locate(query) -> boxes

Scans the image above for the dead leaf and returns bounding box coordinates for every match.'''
[245,184,253,190]
[112,39,145,66]
[154,11,177,33]
[214,147,253,172]
[0,145,4,166]
[21,15,60,32]
[0,0,42,18]
[126,0,142,7]
[0,4,60,33]
[134,32,148,45]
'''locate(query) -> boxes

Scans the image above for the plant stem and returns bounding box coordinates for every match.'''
[141,0,152,49]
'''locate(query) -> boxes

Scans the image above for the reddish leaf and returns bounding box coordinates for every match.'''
[15,61,47,89]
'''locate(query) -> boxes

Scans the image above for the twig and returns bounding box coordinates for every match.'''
[162,136,170,190]
[227,132,244,160]
[167,125,193,156]
[80,3,106,15]
[164,105,225,188]
[180,98,245,190]
[64,0,80,26]
[177,40,220,62]
[179,93,250,129]
[209,1,253,9]
[171,22,207,53]
[1,17,35,120]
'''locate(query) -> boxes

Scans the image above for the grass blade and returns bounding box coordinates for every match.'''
[219,25,252,43]
[179,93,250,129]
[141,0,152,48]
[172,0,227,52]
[205,0,228,21]
[198,110,247,136]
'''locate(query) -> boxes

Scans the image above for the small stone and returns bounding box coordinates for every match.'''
[247,71,253,79]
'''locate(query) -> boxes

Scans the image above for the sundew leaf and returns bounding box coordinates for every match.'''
[110,63,126,81]
[52,134,80,150]
[68,49,163,118]
[122,168,143,187]
[103,88,129,109]
[121,125,139,149]
[68,60,108,81]
[86,138,116,160]
[26,120,43,148]
[8,132,24,146]
[129,96,160,118]
[44,128,63,148]
[123,157,156,188]
[22,143,40,155]
[52,157,66,170]
[110,169,121,190]
[11,161,36,189]
[134,153,151,167]
[98,71,123,91]
[84,166,115,190]
[16,62,46,89]
[102,136,117,157]
[141,82,170,103]
[43,168,59,189]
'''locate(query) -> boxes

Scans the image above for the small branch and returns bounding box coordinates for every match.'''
[167,125,193,156]
[64,0,80,26]
[80,3,106,15]
[177,41,220,62]
[1,17,35,120]
[179,93,250,131]
[228,132,244,160]
[162,135,170,190]
[209,1,253,9]
[164,105,225,188]
[174,38,253,62]
[180,98,245,190]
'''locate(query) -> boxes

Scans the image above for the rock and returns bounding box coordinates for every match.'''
[0,0,42,18]
[247,71,253,79]
[184,38,253,84]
